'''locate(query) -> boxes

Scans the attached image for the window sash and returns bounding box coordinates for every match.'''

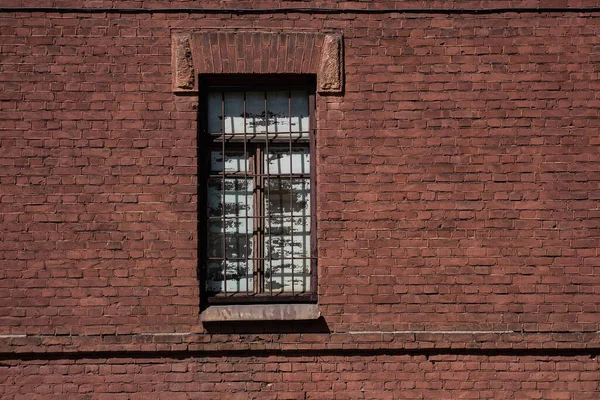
[199,80,317,304]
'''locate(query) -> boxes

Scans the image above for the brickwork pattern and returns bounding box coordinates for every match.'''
[1,355,599,399]
[2,9,599,336]
[1,2,600,396]
[2,1,600,10]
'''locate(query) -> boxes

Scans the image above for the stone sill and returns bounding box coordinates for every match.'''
[200,304,320,322]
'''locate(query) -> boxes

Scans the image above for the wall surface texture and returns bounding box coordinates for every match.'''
[1,1,599,398]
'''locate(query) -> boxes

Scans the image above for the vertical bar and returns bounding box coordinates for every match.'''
[221,91,227,295]
[255,146,263,294]
[264,91,273,296]
[229,96,241,295]
[309,91,317,296]
[243,92,249,295]
[288,90,294,295]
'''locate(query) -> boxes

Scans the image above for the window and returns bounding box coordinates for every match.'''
[199,76,316,305]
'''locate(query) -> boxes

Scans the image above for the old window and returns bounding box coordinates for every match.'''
[200,76,317,305]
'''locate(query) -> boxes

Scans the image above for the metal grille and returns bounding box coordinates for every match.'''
[201,80,316,303]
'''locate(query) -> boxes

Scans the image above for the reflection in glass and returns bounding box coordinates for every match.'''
[266,147,310,175]
[207,178,252,217]
[210,151,249,173]
[206,175,254,294]
[206,261,254,293]
[265,178,311,293]
[208,90,310,135]
[205,87,312,296]
[224,92,245,134]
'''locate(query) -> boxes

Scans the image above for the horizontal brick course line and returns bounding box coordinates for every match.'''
[1,7,600,15]
[1,347,599,362]
[2,332,599,359]
[2,330,598,338]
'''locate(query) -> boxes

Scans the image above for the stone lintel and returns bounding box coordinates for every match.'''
[171,31,344,95]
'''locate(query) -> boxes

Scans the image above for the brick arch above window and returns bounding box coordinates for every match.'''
[172,31,343,94]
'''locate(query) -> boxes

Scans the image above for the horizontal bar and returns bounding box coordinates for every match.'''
[208,173,310,177]
[207,259,314,262]
[208,134,311,143]
[207,221,310,223]
[205,294,318,305]
[208,133,310,139]
[207,215,311,218]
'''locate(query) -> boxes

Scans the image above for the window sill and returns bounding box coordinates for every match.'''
[200,303,320,322]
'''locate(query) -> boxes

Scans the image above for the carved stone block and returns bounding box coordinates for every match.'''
[318,34,344,94]
[171,33,195,92]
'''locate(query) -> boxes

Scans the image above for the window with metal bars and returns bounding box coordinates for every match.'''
[199,76,317,304]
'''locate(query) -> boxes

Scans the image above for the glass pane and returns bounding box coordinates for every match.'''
[206,176,254,294]
[206,178,222,217]
[206,261,254,293]
[245,91,266,134]
[265,258,311,293]
[207,218,253,259]
[266,216,310,258]
[206,261,224,291]
[264,177,311,293]
[210,150,249,172]
[209,90,310,136]
[266,91,290,134]
[291,90,310,132]
[207,178,253,217]
[265,147,310,175]
[207,92,223,134]
[265,178,310,216]
[224,92,245,134]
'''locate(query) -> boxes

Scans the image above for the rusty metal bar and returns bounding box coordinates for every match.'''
[208,215,310,221]
[289,91,295,295]
[264,91,273,296]
[208,257,312,261]
[210,133,310,143]
[209,172,310,178]
[256,145,264,293]
[243,91,249,296]
[221,92,227,295]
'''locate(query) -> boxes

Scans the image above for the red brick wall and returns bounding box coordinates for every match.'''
[2,354,599,399]
[1,1,599,397]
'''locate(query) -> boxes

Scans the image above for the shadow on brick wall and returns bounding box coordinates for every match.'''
[202,316,330,334]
